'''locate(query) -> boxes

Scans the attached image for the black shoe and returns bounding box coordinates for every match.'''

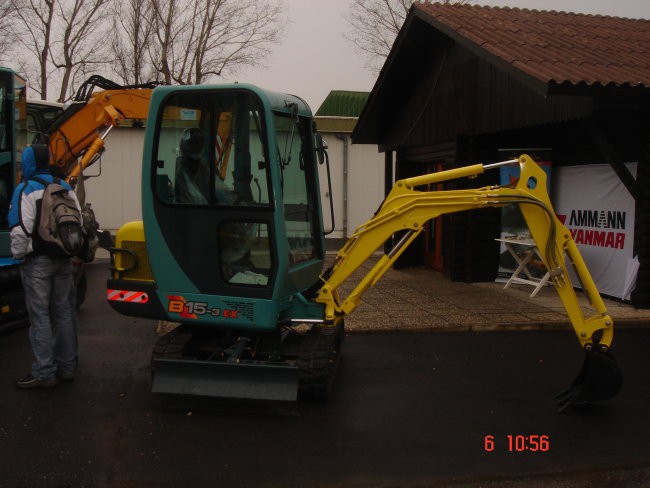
[56,371,75,381]
[16,374,57,389]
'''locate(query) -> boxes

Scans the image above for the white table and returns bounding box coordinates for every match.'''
[496,237,551,298]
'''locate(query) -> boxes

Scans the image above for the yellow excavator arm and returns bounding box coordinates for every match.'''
[315,154,621,410]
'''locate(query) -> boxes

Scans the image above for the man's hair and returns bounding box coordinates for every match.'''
[31,144,50,170]
[49,164,66,179]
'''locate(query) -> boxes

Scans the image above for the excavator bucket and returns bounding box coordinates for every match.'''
[556,348,623,412]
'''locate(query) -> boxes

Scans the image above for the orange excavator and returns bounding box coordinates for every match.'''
[43,76,157,180]
[26,76,160,308]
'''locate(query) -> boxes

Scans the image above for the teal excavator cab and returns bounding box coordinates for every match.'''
[108,85,338,400]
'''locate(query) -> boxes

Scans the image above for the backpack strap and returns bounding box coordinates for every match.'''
[30,176,50,187]
[19,177,50,237]
[25,176,60,240]
[30,175,64,185]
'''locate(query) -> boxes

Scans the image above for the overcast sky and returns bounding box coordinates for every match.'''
[233,0,649,112]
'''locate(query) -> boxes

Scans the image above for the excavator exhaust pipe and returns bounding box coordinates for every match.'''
[557,347,623,412]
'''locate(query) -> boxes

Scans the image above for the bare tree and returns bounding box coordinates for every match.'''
[111,0,156,85]
[51,0,112,102]
[149,0,285,85]
[11,0,56,99]
[0,1,18,63]
[12,0,283,97]
[10,0,112,100]
[148,0,184,84]
[346,0,470,72]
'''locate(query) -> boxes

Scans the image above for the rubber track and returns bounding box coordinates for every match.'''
[152,323,345,401]
[152,326,195,362]
[297,322,344,400]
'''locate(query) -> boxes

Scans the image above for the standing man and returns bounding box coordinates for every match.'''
[8,144,80,388]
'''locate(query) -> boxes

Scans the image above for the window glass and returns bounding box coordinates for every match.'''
[219,221,271,286]
[27,104,64,141]
[13,75,27,158]
[39,106,63,128]
[154,91,270,206]
[0,73,24,229]
[274,113,317,264]
[0,75,9,229]
[26,113,37,135]
[0,79,6,152]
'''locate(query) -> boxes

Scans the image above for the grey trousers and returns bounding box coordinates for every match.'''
[21,255,76,379]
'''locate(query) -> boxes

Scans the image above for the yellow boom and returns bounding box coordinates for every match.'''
[316,154,621,410]
[316,154,613,349]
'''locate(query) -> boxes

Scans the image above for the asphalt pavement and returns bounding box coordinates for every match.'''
[1,260,650,488]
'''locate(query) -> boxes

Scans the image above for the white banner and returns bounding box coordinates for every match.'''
[553,163,637,298]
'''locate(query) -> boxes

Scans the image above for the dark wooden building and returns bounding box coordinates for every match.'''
[352,2,650,306]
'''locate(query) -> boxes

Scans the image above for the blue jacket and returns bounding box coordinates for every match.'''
[8,146,79,259]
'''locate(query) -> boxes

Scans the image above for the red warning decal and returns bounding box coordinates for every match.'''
[107,289,149,304]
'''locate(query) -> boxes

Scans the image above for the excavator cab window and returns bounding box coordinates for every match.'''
[13,75,27,169]
[152,90,274,289]
[0,72,26,229]
[274,112,318,265]
[154,92,270,206]
[0,74,9,229]
[0,77,7,153]
[26,101,63,144]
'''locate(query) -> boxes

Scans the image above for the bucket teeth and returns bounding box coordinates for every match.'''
[557,348,623,412]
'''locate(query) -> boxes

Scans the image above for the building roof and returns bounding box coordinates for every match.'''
[315,90,370,117]
[353,2,650,146]
[314,117,358,134]
[415,2,650,91]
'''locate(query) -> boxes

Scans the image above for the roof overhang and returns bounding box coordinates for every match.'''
[314,116,358,134]
[352,9,453,147]
[352,4,650,148]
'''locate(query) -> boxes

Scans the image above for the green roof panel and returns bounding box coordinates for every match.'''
[315,90,370,117]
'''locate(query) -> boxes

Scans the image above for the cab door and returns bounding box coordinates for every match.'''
[0,70,27,254]
[145,89,276,301]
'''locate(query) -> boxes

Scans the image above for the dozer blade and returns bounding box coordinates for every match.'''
[152,358,299,402]
[556,348,623,412]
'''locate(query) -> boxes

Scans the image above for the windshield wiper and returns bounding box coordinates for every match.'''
[281,103,299,169]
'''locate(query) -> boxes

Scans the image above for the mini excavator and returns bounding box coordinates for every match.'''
[106,83,622,411]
